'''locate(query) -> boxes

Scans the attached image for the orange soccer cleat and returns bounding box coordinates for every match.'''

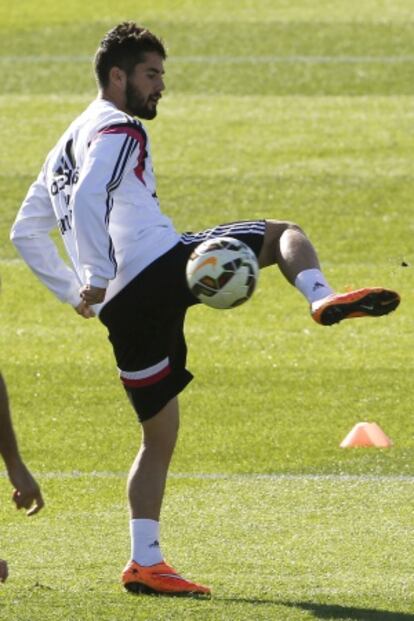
[311,287,400,326]
[122,560,211,598]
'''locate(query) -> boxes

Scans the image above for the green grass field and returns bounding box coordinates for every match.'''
[1,1,414,619]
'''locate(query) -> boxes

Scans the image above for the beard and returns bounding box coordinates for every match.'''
[125,78,158,120]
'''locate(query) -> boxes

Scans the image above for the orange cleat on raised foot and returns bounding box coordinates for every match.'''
[122,560,211,598]
[311,287,400,326]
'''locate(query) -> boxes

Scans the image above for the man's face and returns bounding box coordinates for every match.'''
[124,52,165,119]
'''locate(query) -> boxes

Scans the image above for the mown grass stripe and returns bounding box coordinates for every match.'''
[1,54,414,64]
[1,471,413,481]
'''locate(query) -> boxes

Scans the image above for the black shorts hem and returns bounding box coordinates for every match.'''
[125,369,194,422]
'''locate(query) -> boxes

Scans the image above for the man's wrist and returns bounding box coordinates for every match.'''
[88,276,109,289]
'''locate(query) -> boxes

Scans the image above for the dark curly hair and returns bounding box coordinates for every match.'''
[94,22,167,88]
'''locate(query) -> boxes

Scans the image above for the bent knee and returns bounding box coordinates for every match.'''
[259,220,304,267]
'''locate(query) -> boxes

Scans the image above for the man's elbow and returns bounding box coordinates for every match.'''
[10,219,23,247]
[10,219,20,244]
[9,218,33,252]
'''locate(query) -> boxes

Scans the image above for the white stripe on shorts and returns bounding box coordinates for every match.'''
[118,357,170,380]
[180,220,266,245]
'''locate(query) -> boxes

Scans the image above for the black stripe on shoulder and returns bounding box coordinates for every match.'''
[98,120,146,135]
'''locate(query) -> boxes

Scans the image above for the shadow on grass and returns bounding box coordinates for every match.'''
[216,597,414,620]
[282,601,414,620]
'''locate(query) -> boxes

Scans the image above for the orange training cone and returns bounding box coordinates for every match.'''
[340,422,393,448]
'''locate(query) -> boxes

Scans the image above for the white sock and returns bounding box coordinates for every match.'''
[130,519,163,566]
[294,268,334,304]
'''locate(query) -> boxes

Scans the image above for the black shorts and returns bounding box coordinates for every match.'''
[99,220,266,422]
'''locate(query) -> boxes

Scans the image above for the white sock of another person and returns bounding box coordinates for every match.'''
[130,518,164,566]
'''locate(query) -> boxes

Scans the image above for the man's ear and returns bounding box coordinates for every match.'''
[108,66,127,89]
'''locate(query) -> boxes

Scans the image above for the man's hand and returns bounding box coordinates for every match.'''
[75,300,96,319]
[80,285,106,306]
[7,460,44,517]
[0,559,8,583]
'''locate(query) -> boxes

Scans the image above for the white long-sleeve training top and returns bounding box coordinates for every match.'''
[10,98,180,313]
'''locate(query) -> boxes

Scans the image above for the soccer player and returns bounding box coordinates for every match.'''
[10,22,400,597]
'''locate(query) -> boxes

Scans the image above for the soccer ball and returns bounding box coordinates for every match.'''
[185,236,259,309]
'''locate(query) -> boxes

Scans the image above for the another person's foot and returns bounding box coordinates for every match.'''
[0,559,8,583]
[122,560,211,597]
[311,287,400,326]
